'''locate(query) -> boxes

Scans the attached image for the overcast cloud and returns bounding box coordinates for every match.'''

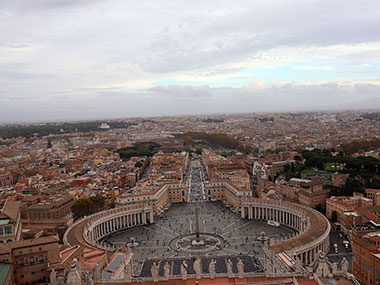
[1,0,380,122]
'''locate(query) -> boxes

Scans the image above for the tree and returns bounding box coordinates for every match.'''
[195,147,203,155]
[315,204,323,213]
[343,178,364,196]
[183,132,240,150]
[135,161,143,168]
[116,141,161,161]
[71,195,105,220]
[331,210,338,223]
[294,155,302,162]
[183,135,195,147]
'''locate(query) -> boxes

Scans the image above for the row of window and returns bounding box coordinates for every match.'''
[17,255,45,265]
[19,247,43,254]
[19,268,45,278]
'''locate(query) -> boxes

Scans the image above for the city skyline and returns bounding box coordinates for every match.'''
[1,0,380,122]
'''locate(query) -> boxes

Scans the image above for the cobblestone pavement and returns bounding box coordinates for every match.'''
[102,158,295,276]
[103,201,295,276]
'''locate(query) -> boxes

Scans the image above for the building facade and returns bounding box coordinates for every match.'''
[0,200,21,243]
[0,236,60,285]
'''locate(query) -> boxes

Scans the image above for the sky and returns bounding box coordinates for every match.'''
[1,0,380,123]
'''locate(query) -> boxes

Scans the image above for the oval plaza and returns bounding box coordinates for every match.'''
[64,152,330,282]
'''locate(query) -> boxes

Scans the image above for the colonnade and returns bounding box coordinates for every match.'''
[240,199,330,267]
[241,205,307,232]
[75,205,155,250]
[293,238,330,266]
[87,209,154,242]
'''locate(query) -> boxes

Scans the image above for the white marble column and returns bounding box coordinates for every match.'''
[150,211,154,223]
[143,212,146,224]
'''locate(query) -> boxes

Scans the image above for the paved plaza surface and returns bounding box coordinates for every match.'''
[102,158,296,277]
[102,201,296,276]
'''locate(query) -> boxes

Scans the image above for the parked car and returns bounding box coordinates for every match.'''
[333,243,339,254]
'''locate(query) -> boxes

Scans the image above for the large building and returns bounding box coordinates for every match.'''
[204,181,251,210]
[353,232,380,284]
[116,181,188,214]
[294,180,330,209]
[365,188,380,205]
[0,236,60,284]
[326,193,372,228]
[0,171,13,188]
[301,170,332,185]
[0,200,21,243]
[21,194,74,220]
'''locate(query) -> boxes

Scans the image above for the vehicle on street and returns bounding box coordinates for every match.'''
[333,243,339,254]
[343,240,350,251]
[268,220,280,227]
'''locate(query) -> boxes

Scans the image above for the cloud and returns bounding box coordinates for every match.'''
[291,65,335,71]
[5,44,31,49]
[0,0,103,13]
[0,69,55,80]
[1,1,380,121]
[3,80,380,123]
[146,85,212,98]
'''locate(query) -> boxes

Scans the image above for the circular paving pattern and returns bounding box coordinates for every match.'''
[102,201,296,276]
[169,232,226,254]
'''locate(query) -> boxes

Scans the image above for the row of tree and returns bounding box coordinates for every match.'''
[183,132,240,149]
[116,141,161,161]
[182,132,255,154]
[301,149,379,172]
[340,138,380,155]
[71,195,105,220]
[0,121,134,139]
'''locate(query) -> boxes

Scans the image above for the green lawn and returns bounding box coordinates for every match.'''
[325,162,345,171]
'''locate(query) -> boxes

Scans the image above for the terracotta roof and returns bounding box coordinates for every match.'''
[124,277,317,285]
[358,208,380,225]
[0,200,20,221]
[355,237,379,252]
[0,235,59,255]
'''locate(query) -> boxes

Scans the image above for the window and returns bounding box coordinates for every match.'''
[30,256,34,263]
[39,254,43,262]
[21,275,24,278]
[19,257,24,265]
[39,247,42,251]
[29,248,32,253]
[4,226,11,235]
[19,250,22,254]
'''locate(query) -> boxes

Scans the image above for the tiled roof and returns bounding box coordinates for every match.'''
[0,200,20,221]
